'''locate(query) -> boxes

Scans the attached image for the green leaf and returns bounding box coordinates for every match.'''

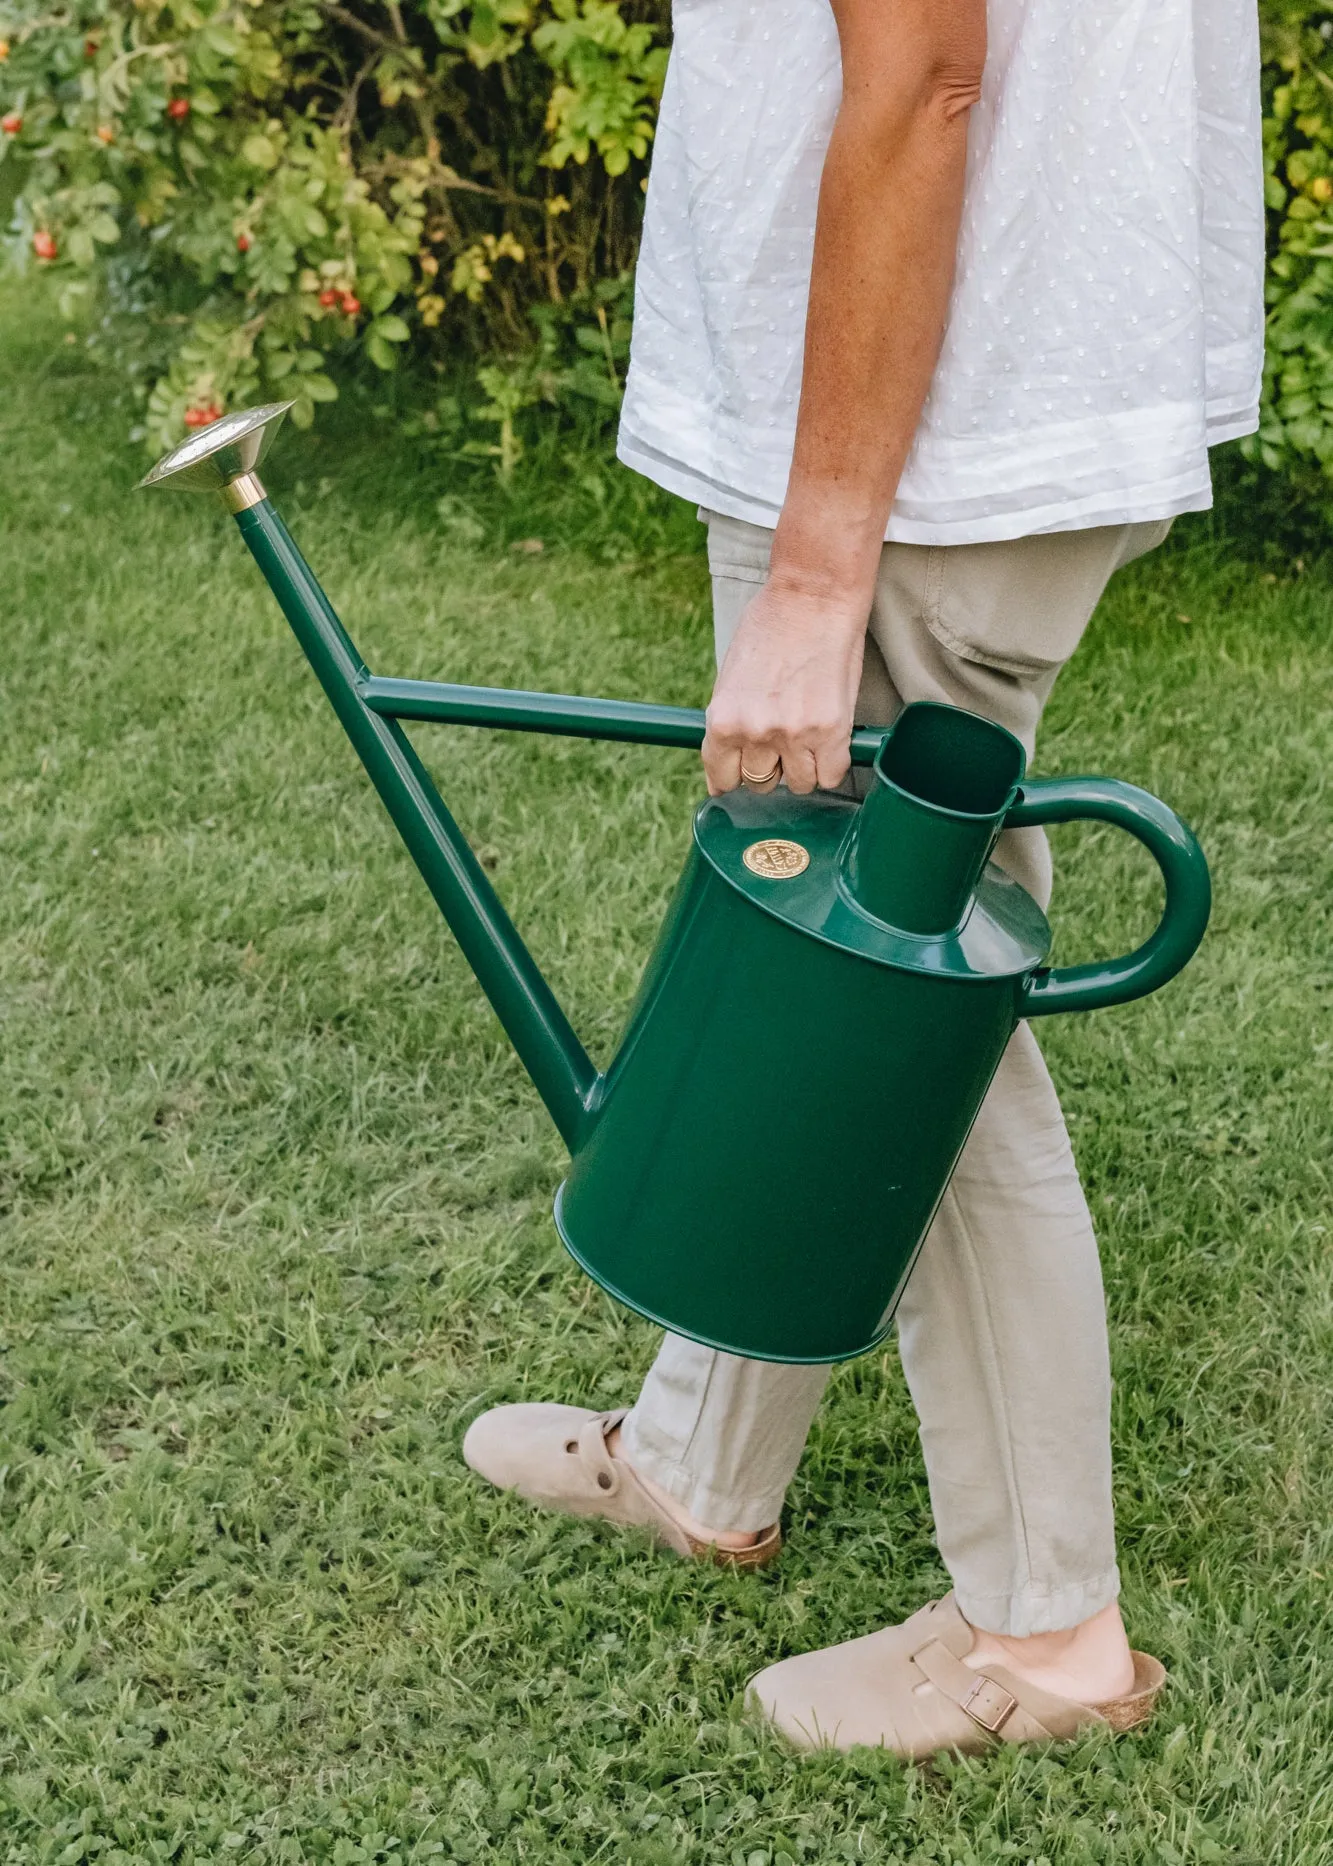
[373,314,410,343]
[242,133,279,170]
[366,331,398,371]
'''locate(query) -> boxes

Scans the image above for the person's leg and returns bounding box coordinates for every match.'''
[465,509,832,1557]
[625,516,1164,1551]
[856,519,1169,1695]
[614,1335,832,1536]
[893,1027,1128,1680]
[746,519,1176,1746]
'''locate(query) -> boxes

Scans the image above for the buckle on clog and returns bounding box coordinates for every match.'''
[960,1675,1018,1733]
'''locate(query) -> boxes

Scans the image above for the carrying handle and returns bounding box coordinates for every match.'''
[1006,776,1211,1017]
[359,675,890,765]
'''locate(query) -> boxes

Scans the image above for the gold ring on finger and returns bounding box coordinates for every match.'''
[740,756,782,793]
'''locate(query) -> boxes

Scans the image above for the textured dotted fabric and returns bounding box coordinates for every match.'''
[617,0,1265,545]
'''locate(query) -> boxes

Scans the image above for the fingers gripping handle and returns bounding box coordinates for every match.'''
[1006,777,1211,1018]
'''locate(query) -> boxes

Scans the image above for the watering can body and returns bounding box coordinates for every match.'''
[139,405,1213,1365]
[558,782,1049,1362]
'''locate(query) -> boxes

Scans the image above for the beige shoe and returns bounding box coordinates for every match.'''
[462,1403,781,1569]
[748,1593,1165,1758]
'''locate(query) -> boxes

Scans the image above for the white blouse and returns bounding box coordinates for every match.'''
[618,0,1265,545]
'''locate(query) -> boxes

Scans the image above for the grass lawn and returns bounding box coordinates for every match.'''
[2,283,1332,1866]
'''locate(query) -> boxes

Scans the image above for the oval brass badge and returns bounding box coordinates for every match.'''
[743,837,810,880]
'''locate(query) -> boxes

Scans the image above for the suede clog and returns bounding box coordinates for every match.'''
[463,1403,782,1569]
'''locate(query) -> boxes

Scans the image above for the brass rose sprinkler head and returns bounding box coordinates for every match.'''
[135,401,295,512]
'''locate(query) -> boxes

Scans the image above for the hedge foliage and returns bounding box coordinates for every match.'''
[0,0,667,454]
[1255,2,1333,479]
[2,0,1333,484]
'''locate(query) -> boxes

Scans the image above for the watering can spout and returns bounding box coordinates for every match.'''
[139,408,601,1149]
[236,503,603,1146]
[241,507,602,1148]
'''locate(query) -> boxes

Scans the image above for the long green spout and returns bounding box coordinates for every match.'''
[233,499,600,1148]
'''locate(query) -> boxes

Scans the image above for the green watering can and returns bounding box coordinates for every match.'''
[140,404,1212,1364]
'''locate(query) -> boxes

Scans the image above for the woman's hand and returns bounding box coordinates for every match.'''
[701,575,868,796]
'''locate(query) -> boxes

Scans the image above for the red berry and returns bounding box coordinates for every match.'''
[1,112,21,135]
[340,292,361,316]
[167,97,190,121]
[96,124,115,145]
[84,36,98,57]
[318,287,339,307]
[32,230,57,262]
[183,402,223,429]
[236,233,251,253]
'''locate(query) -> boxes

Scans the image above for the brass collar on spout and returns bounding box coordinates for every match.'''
[221,471,267,513]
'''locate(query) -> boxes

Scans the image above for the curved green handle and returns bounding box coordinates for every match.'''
[1006,776,1211,1018]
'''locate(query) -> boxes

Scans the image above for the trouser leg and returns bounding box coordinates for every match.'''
[859,525,1167,1634]
[894,1023,1119,1634]
[624,512,1168,1621]
[619,1336,832,1534]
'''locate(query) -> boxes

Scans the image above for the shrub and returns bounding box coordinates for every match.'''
[1254,1,1333,484]
[0,0,665,450]
[4,0,1333,489]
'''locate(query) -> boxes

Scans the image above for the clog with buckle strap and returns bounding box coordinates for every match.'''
[748,1593,1165,1758]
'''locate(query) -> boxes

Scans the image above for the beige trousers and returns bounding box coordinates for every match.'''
[620,509,1171,1637]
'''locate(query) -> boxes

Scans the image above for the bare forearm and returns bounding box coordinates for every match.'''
[700,1,985,799]
[771,4,985,610]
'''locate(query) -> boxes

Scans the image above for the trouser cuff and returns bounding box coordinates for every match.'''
[953,1566,1121,1639]
[619,1410,786,1534]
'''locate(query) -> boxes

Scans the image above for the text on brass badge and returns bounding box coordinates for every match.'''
[743,837,810,879]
